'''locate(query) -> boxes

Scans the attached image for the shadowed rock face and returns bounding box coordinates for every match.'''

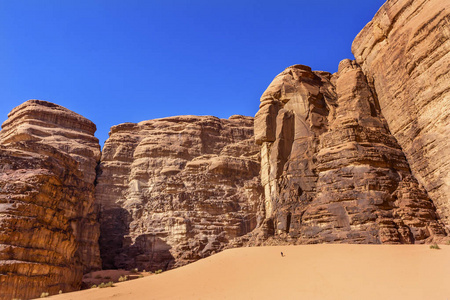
[352,0,450,227]
[253,60,447,244]
[0,100,101,300]
[96,115,263,271]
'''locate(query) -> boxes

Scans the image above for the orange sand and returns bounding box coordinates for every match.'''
[47,245,450,300]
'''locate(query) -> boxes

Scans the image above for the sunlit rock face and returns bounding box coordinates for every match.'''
[0,100,100,184]
[253,60,447,245]
[0,100,101,299]
[0,0,449,297]
[352,0,450,227]
[0,100,101,300]
[254,64,336,222]
[96,115,263,271]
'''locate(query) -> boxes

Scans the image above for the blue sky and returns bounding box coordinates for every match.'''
[0,0,384,146]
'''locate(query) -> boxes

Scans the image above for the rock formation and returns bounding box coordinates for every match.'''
[252,60,446,244]
[95,115,262,271]
[0,100,100,184]
[352,0,450,226]
[0,0,449,298]
[0,100,101,300]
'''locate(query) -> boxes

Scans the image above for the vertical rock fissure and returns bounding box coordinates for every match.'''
[252,60,447,244]
[352,0,450,228]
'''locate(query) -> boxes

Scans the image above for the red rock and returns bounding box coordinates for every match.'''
[0,100,101,300]
[0,0,449,296]
[352,0,450,226]
[95,115,263,271]
[251,59,446,245]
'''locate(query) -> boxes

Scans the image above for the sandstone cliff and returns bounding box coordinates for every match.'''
[252,60,446,245]
[96,115,262,271]
[0,100,101,300]
[352,0,450,226]
[0,0,449,298]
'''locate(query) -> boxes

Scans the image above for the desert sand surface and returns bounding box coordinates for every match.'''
[47,244,450,300]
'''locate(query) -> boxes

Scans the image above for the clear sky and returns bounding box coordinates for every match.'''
[0,0,384,146]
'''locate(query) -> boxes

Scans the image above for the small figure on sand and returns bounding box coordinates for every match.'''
[281,252,285,257]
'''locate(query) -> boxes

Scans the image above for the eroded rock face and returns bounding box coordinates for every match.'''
[254,64,336,221]
[253,61,446,245]
[96,115,262,271]
[0,100,101,300]
[0,0,448,296]
[352,0,450,226]
[0,100,100,183]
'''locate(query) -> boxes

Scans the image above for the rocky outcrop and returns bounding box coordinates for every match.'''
[96,115,262,271]
[352,0,450,226]
[252,61,446,245]
[0,100,100,184]
[0,0,448,297]
[0,100,101,300]
[254,64,336,222]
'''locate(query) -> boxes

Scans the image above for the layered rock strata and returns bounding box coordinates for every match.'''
[352,0,450,226]
[0,0,449,297]
[253,61,446,244]
[0,100,100,184]
[96,115,262,271]
[0,100,101,300]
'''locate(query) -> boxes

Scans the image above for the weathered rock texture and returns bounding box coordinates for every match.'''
[1,0,449,297]
[0,100,101,300]
[0,100,100,184]
[253,60,447,245]
[352,0,450,226]
[96,115,262,271]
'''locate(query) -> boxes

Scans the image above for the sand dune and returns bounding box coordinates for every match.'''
[48,245,450,300]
